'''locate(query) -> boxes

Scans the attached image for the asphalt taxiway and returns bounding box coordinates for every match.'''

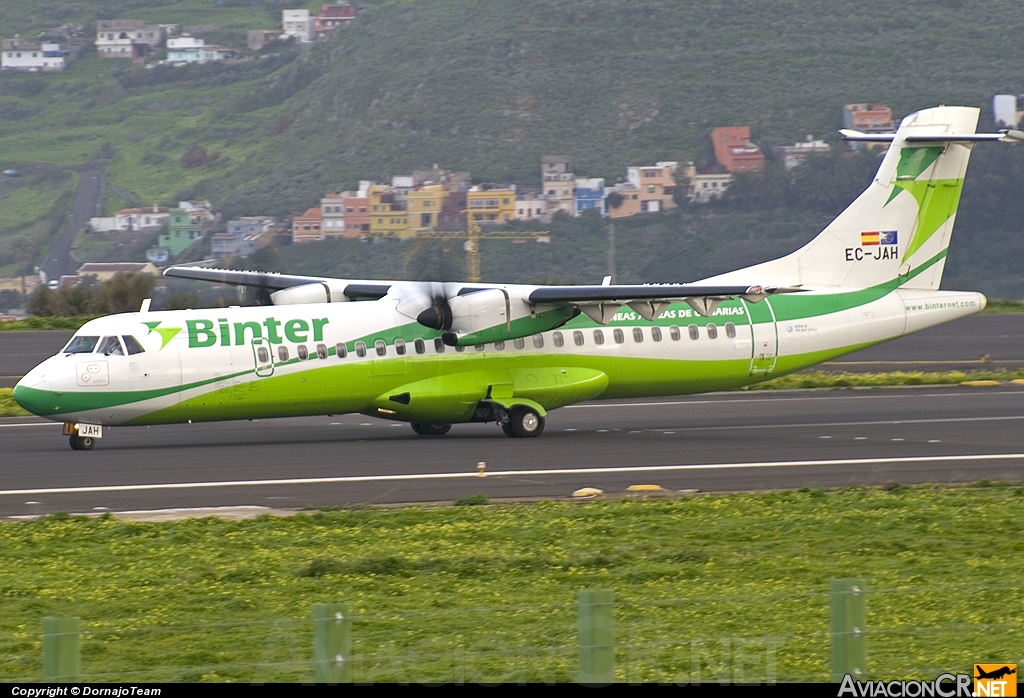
[3,384,1024,517]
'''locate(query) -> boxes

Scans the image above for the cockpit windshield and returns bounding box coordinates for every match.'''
[63,336,99,354]
[97,336,124,355]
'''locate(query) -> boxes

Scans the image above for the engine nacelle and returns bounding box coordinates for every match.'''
[270,281,351,305]
[442,289,574,346]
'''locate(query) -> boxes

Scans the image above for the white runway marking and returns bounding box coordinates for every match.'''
[2,453,1024,497]
[567,390,1024,409]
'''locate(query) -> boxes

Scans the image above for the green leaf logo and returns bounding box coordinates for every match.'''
[143,321,181,350]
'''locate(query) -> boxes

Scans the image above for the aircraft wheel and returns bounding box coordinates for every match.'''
[69,435,95,450]
[410,422,425,435]
[507,406,544,438]
[417,423,451,436]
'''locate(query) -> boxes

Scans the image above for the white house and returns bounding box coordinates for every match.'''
[282,9,315,42]
[166,36,232,64]
[95,20,166,58]
[777,136,831,170]
[1,39,67,71]
[514,193,550,222]
[89,206,170,233]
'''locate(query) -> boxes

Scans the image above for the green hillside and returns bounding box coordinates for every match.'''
[3,0,1024,294]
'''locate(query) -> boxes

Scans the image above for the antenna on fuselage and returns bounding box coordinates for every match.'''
[140,298,152,313]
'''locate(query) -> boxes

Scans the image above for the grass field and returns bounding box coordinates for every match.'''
[0,485,1021,682]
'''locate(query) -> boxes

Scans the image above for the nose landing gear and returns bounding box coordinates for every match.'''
[69,434,95,450]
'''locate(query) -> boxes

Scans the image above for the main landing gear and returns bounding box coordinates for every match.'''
[69,434,95,450]
[500,405,545,438]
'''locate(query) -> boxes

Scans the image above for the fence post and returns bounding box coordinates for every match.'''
[578,589,615,684]
[313,603,351,683]
[42,617,80,682]
[830,579,867,682]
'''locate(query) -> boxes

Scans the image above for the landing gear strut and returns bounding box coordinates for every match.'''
[502,405,545,438]
[411,422,452,436]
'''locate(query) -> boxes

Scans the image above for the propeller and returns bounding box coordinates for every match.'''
[393,281,459,331]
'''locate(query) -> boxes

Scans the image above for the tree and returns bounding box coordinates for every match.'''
[606,191,624,210]
[88,272,156,314]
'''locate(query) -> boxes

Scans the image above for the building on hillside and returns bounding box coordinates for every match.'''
[89,205,169,232]
[1,39,68,71]
[367,186,410,238]
[776,136,831,170]
[248,29,283,51]
[407,185,448,233]
[342,195,370,237]
[514,193,550,222]
[292,208,323,243]
[320,192,347,237]
[627,162,678,212]
[843,103,894,133]
[411,165,471,190]
[282,9,316,42]
[76,262,159,282]
[466,184,516,225]
[993,95,1024,128]
[166,35,232,64]
[607,183,640,218]
[95,20,166,58]
[574,178,606,216]
[213,216,276,257]
[682,162,732,203]
[710,127,764,173]
[159,201,216,256]
[314,4,356,33]
[541,156,575,216]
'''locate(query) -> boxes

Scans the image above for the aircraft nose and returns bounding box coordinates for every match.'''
[13,373,52,417]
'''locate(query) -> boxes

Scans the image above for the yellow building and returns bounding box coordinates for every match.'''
[368,185,411,238]
[406,184,448,233]
[466,185,516,225]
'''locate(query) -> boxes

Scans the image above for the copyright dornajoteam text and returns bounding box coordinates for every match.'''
[12,689,160,697]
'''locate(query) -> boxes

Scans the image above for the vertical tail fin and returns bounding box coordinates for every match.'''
[704,106,980,289]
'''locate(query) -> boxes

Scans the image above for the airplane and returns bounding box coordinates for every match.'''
[13,105,1022,450]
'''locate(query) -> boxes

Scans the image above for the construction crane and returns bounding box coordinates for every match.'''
[416,214,549,283]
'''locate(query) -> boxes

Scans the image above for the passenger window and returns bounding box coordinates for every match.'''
[375,340,386,356]
[651,327,662,342]
[395,339,406,355]
[688,324,699,340]
[297,344,309,360]
[257,347,269,363]
[553,331,564,347]
[533,334,544,348]
[415,338,425,354]
[494,340,505,350]
[336,342,347,358]
[97,336,124,355]
[633,327,644,343]
[573,330,584,346]
[613,328,624,344]
[725,322,737,339]
[316,343,328,359]
[278,345,289,361]
[593,329,604,345]
[355,341,366,357]
[669,325,681,341]
[513,337,525,350]
[122,335,145,355]
[707,323,718,339]
[63,336,99,354]
[475,344,485,352]
[434,337,446,353]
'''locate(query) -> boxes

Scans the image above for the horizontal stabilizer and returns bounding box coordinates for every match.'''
[840,128,1024,143]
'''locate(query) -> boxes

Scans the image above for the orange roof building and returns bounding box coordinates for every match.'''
[710,126,764,174]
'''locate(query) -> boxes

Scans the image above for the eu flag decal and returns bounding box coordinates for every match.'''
[879,230,898,245]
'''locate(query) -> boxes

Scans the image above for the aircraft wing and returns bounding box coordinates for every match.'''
[163,266,393,299]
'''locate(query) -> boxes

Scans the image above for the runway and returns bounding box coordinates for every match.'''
[3,384,1024,517]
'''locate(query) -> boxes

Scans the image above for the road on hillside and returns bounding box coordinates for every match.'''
[3,384,1024,517]
[3,314,1024,387]
[38,169,104,283]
